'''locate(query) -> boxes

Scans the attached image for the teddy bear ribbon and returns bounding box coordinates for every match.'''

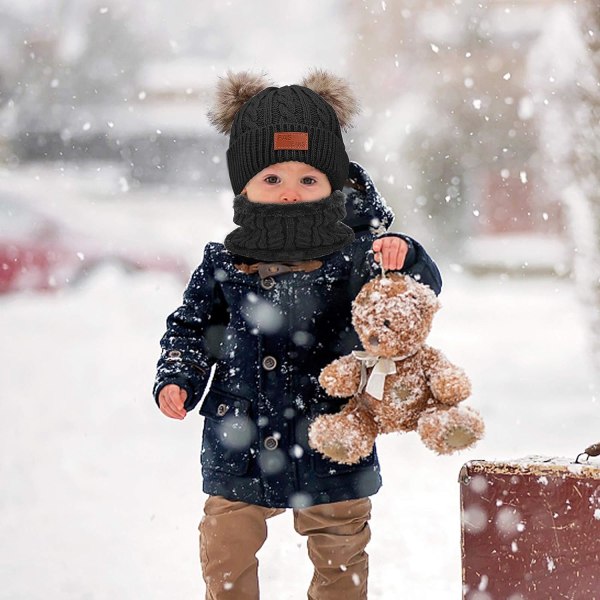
[351,351,399,400]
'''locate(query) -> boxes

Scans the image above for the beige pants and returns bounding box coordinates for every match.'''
[199,495,372,600]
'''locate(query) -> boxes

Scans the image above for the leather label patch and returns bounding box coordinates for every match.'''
[274,132,308,151]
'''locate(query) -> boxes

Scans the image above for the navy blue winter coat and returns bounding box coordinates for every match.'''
[154,162,442,509]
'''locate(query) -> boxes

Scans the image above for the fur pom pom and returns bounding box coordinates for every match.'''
[207,70,272,134]
[300,68,361,130]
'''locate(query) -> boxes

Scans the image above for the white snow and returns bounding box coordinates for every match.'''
[1,174,599,598]
[462,233,570,276]
[495,507,523,539]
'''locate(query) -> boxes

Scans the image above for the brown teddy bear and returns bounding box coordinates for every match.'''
[308,272,484,464]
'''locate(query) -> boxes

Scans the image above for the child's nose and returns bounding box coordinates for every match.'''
[279,186,300,202]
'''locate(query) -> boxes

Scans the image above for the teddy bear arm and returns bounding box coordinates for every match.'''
[318,355,361,397]
[422,346,472,406]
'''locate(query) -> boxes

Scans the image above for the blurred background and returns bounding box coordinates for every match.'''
[2,1,599,598]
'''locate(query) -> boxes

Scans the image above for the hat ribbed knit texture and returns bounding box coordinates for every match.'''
[227,85,349,194]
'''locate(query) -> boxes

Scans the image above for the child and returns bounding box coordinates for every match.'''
[154,70,442,600]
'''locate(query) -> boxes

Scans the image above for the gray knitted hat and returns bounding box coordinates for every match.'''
[207,70,360,194]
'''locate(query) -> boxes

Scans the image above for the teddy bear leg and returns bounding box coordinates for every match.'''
[417,406,485,455]
[308,400,378,465]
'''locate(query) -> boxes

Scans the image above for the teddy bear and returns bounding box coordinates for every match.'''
[308,272,485,465]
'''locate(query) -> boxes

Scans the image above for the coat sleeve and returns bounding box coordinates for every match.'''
[153,243,229,412]
[353,232,442,295]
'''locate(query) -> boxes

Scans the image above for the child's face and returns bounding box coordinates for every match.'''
[242,161,332,203]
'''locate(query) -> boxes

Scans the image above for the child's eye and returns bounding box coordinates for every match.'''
[264,175,280,184]
[301,177,317,185]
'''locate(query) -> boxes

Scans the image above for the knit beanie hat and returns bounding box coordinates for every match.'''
[207,69,360,194]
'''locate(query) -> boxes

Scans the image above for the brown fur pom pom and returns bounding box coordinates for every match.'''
[207,70,272,134]
[300,68,361,131]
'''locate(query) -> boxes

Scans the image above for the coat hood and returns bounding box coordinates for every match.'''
[342,161,396,234]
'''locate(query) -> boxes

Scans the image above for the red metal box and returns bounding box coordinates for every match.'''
[460,456,600,599]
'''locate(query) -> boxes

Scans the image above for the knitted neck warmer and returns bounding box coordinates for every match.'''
[224,190,355,261]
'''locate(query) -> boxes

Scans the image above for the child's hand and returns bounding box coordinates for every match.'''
[159,384,188,420]
[372,236,409,271]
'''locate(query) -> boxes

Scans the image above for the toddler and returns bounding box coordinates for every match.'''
[154,69,442,600]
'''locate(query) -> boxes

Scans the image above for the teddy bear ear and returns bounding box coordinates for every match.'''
[300,68,361,131]
[416,282,441,317]
[399,274,440,315]
[207,70,273,134]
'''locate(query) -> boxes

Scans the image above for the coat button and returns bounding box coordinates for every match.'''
[264,436,279,450]
[261,277,275,290]
[216,403,229,417]
[262,355,277,370]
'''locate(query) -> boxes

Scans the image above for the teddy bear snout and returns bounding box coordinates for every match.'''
[368,335,379,347]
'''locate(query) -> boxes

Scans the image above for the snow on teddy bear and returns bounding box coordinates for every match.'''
[308,272,485,465]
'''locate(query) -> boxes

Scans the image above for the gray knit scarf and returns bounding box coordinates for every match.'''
[224,190,356,261]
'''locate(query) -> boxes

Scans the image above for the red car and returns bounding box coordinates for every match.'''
[0,196,189,294]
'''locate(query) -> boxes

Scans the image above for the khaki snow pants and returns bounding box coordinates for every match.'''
[199,495,371,600]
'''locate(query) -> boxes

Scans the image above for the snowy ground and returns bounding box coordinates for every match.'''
[2,166,599,599]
